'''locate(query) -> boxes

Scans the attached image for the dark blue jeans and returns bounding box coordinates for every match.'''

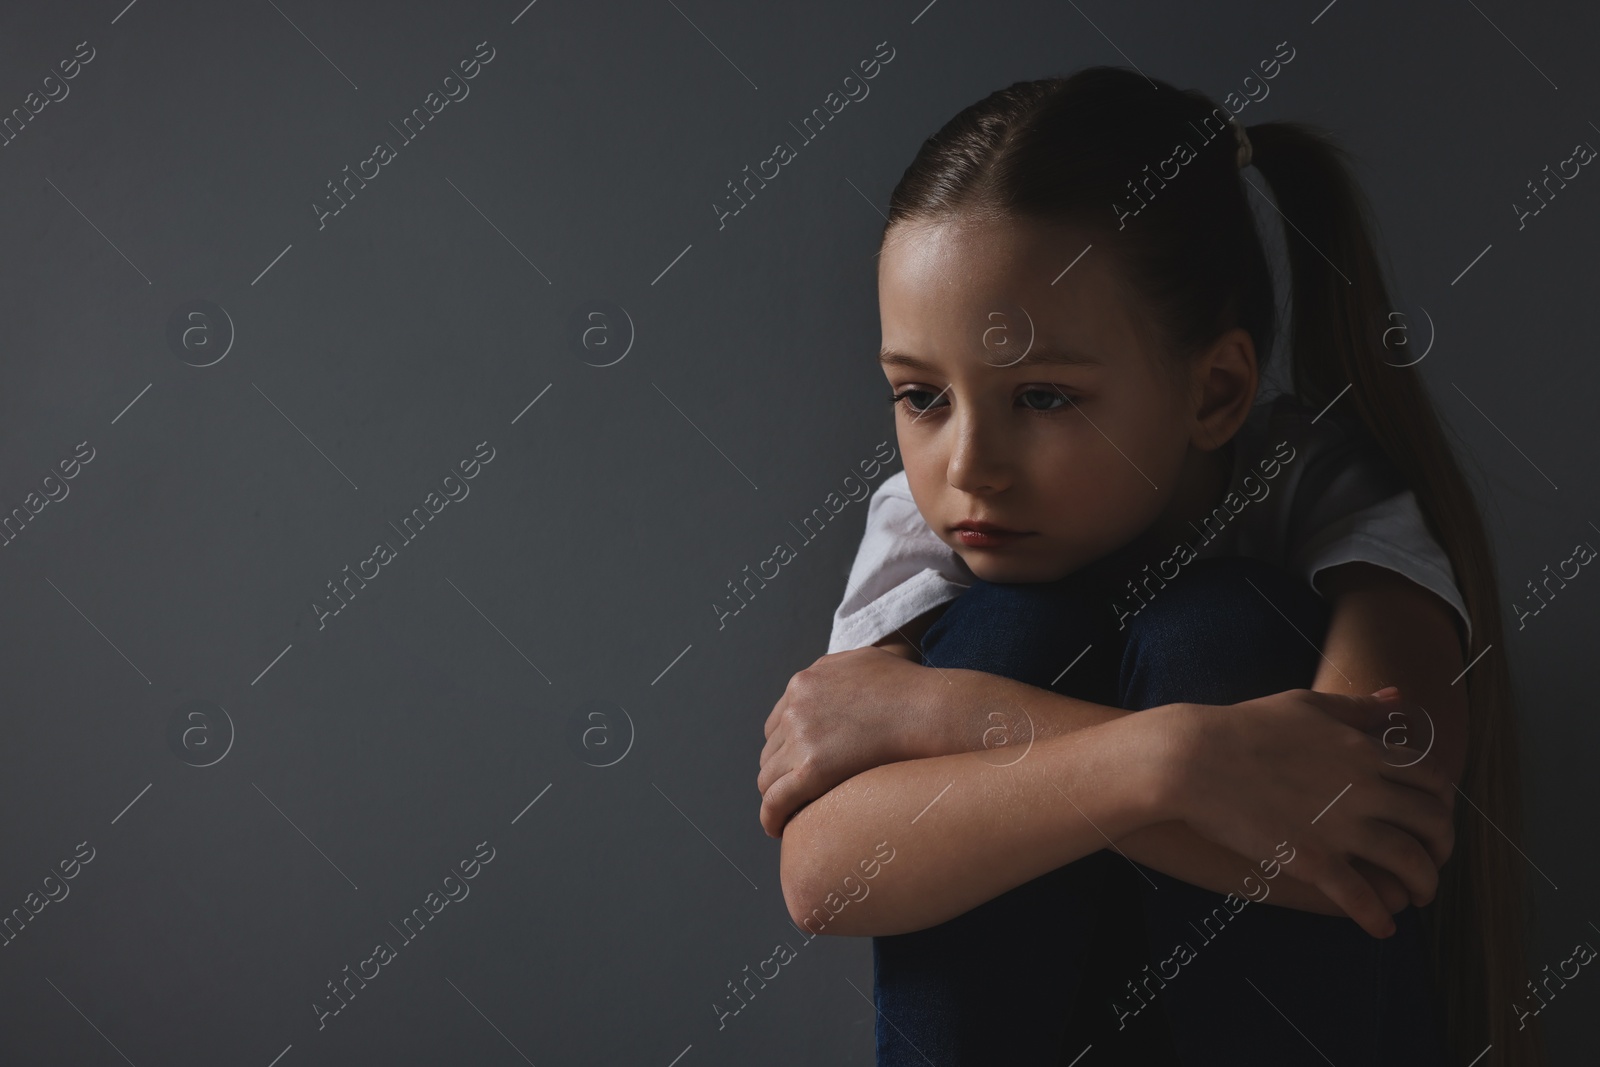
[872,552,1444,1066]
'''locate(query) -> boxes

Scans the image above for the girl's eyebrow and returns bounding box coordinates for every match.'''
[878,346,1101,369]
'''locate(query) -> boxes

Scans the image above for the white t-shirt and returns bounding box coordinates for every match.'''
[827,392,1471,653]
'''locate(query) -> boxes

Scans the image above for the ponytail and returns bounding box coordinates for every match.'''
[1249,121,1542,1066]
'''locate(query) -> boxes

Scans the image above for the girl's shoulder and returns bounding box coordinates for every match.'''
[1243,391,1401,482]
[1236,390,1409,552]
[1243,391,1390,462]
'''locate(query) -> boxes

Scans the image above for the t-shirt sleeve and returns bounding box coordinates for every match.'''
[1250,396,1473,647]
[827,471,973,654]
[1293,489,1473,645]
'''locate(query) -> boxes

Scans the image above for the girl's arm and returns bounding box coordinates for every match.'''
[781,703,1176,938]
[1111,561,1466,913]
[765,563,1464,926]
[1302,560,1467,782]
[779,688,1453,940]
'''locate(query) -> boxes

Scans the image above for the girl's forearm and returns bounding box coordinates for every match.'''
[778,706,1180,937]
[1113,822,1346,916]
[910,670,1352,914]
[900,667,1129,756]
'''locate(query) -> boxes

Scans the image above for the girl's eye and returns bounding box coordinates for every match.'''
[891,387,1076,414]
[1019,388,1072,412]
[890,388,949,414]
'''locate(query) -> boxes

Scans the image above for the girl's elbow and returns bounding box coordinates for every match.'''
[778,828,855,936]
[784,883,865,938]
[778,827,822,929]
[784,891,838,937]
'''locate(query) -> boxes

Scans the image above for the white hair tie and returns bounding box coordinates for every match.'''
[1232,119,1253,169]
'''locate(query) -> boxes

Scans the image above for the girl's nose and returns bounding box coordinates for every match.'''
[946,415,1012,495]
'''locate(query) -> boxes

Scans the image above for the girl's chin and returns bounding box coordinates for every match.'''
[958,553,1077,585]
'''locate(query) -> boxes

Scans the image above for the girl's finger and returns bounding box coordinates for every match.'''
[759,766,816,839]
[1348,821,1440,908]
[758,721,788,776]
[1373,738,1455,805]
[758,773,793,837]
[763,691,789,741]
[1311,855,1396,939]
[1365,782,1454,868]
[757,734,790,796]
[1349,857,1410,915]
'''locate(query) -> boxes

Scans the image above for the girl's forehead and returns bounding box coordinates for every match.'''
[882,218,1118,305]
[879,220,1144,365]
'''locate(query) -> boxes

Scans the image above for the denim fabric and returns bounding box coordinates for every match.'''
[871,553,1444,1066]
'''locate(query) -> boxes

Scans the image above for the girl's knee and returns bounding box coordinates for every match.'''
[922,578,1123,694]
[1118,556,1331,709]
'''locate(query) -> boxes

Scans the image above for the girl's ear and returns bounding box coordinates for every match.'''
[1189,327,1258,451]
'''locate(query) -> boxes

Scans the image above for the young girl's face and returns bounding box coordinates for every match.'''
[878,216,1230,584]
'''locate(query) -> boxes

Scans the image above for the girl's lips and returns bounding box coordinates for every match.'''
[953,527,1030,547]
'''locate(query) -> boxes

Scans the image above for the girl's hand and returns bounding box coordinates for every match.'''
[1163,689,1456,939]
[758,647,946,839]
[1300,686,1447,919]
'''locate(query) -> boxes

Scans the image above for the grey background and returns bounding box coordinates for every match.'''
[0,0,1595,1063]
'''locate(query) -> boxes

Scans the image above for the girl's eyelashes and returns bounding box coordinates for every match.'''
[889,387,949,414]
[889,385,1079,416]
[1019,387,1074,412]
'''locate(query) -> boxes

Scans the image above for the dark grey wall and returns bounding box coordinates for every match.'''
[0,1,1594,1063]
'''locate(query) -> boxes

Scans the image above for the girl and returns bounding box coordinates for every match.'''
[758,68,1538,1065]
